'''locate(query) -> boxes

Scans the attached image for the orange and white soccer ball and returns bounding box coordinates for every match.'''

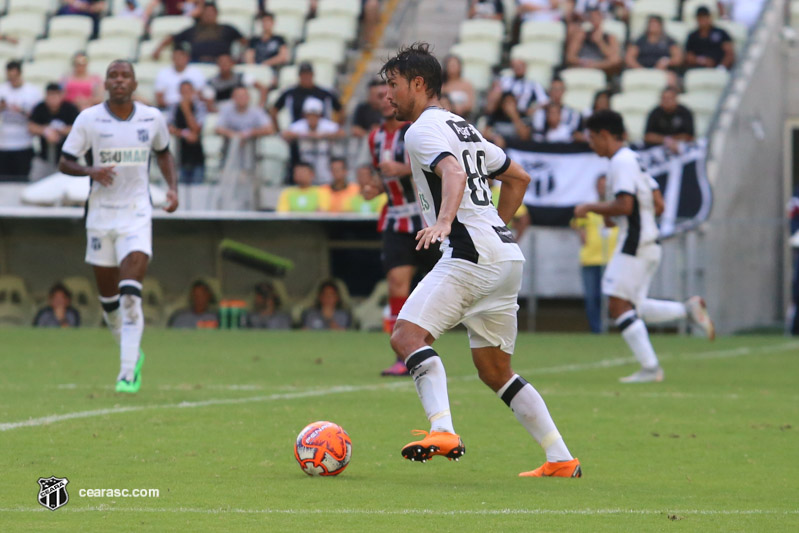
[294,421,352,476]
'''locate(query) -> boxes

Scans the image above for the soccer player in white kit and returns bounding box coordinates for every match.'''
[381,43,581,478]
[575,110,715,383]
[59,60,179,393]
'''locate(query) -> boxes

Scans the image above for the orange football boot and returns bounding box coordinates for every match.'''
[401,430,465,462]
[519,458,582,478]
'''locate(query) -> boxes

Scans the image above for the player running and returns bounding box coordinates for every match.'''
[363,80,441,377]
[59,60,179,393]
[381,43,581,478]
[575,110,714,383]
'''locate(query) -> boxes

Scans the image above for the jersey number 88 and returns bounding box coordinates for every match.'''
[462,149,491,207]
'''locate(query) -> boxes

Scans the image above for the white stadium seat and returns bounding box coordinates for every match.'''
[305,17,356,43]
[684,68,729,94]
[560,68,607,93]
[563,89,596,112]
[679,91,718,136]
[24,60,70,86]
[219,14,253,37]
[0,13,48,42]
[602,19,627,45]
[86,37,138,62]
[682,0,719,21]
[458,19,505,45]
[33,37,88,62]
[630,0,679,37]
[7,0,55,16]
[149,16,194,42]
[270,13,305,44]
[48,15,93,39]
[193,62,218,80]
[268,0,310,19]
[451,42,501,67]
[663,20,690,44]
[317,0,360,19]
[793,2,799,28]
[461,62,493,92]
[715,19,748,55]
[234,64,275,86]
[137,39,171,64]
[520,20,565,44]
[131,62,163,86]
[294,39,347,67]
[510,41,562,66]
[611,91,660,114]
[217,0,258,17]
[621,68,669,93]
[99,16,146,40]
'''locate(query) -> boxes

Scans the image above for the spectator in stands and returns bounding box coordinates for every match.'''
[301,280,352,331]
[271,62,343,127]
[169,280,219,329]
[685,6,735,70]
[145,0,201,17]
[580,88,612,126]
[485,59,548,117]
[247,281,292,329]
[152,1,247,64]
[441,55,475,119]
[276,162,331,212]
[245,11,289,70]
[469,0,504,20]
[215,85,274,165]
[0,61,42,182]
[566,0,630,25]
[532,103,582,142]
[33,282,81,328]
[28,83,80,180]
[118,0,146,19]
[625,15,682,87]
[565,7,622,76]
[155,47,207,109]
[517,0,561,22]
[361,0,381,49]
[720,0,767,30]
[350,164,388,214]
[322,158,361,212]
[57,0,106,38]
[644,87,695,152]
[482,92,531,149]
[205,53,266,111]
[282,97,346,185]
[61,53,103,112]
[351,78,386,138]
[168,81,207,184]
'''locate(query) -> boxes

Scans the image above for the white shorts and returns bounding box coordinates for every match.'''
[85,223,152,267]
[397,258,523,354]
[601,244,662,306]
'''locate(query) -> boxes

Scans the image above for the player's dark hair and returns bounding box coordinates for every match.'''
[585,110,626,140]
[106,59,135,79]
[6,60,22,72]
[49,282,71,300]
[379,42,442,98]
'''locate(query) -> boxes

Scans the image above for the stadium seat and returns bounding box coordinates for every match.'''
[62,276,100,327]
[563,89,595,112]
[203,134,224,172]
[684,68,729,95]
[137,40,171,64]
[611,91,660,114]
[7,0,55,16]
[219,14,253,37]
[601,18,627,45]
[715,19,748,55]
[48,15,94,39]
[193,62,218,80]
[149,16,194,42]
[681,0,719,21]
[142,277,166,327]
[509,41,562,67]
[291,277,352,326]
[233,64,274,86]
[269,0,311,19]
[352,280,388,331]
[305,17,356,44]
[620,111,648,142]
[0,13,48,42]
[87,37,138,62]
[630,0,679,37]
[519,20,565,44]
[24,60,71,86]
[621,68,669,93]
[458,19,505,45]
[217,0,257,17]
[317,0,360,19]
[99,16,146,40]
[0,275,34,326]
[451,42,501,67]
[678,91,718,115]
[793,2,799,28]
[257,135,290,187]
[270,12,305,44]
[461,62,493,92]
[525,64,553,85]
[663,20,690,44]
[33,37,87,63]
[295,40,347,68]
[130,62,162,87]
[560,68,607,93]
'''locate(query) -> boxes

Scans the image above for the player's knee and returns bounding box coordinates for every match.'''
[389,323,420,357]
[474,355,512,391]
[608,297,633,319]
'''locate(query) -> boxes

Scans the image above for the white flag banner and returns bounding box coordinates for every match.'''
[505,140,712,239]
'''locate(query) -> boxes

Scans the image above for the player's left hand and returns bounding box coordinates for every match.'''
[574,204,591,218]
[164,189,179,213]
[415,221,451,251]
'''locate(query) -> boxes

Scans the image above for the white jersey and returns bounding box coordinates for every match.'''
[606,146,660,255]
[405,107,524,264]
[61,102,170,231]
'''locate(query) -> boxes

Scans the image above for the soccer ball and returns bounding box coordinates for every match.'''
[294,421,352,476]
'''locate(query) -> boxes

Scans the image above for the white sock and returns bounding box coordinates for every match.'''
[498,374,573,462]
[99,294,121,345]
[617,310,659,369]
[118,280,144,381]
[404,347,454,434]
[639,299,687,324]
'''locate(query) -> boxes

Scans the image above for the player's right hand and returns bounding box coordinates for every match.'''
[90,166,116,186]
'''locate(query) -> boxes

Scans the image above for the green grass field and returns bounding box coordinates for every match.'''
[0,328,797,532]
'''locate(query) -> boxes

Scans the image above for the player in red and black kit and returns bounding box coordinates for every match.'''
[362,82,441,376]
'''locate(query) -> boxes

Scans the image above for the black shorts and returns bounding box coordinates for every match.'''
[381,228,441,274]
[0,148,34,181]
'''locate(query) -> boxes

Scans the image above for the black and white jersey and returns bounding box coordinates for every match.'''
[497,75,549,113]
[405,107,524,264]
[61,102,170,230]
[607,146,660,255]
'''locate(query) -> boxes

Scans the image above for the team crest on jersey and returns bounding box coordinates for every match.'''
[137,129,149,142]
[37,476,69,511]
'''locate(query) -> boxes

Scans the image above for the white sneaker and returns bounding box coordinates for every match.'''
[686,296,715,341]
[619,366,664,383]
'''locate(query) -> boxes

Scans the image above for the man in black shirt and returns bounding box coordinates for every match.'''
[245,11,289,68]
[168,81,207,184]
[644,87,695,152]
[152,1,247,64]
[685,6,735,70]
[271,62,343,128]
[351,78,385,138]
[28,83,80,179]
[205,53,268,111]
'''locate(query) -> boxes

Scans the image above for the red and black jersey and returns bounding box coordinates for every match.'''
[368,122,424,234]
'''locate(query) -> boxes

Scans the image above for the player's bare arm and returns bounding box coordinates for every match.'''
[378,160,410,177]
[59,155,116,187]
[156,149,179,213]
[653,188,665,216]
[493,159,531,224]
[415,155,466,250]
[574,192,634,219]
